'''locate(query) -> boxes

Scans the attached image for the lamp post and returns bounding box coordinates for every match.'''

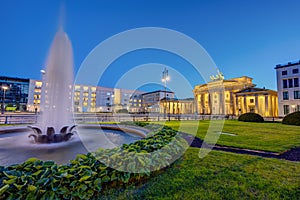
[162,68,170,119]
[1,85,9,114]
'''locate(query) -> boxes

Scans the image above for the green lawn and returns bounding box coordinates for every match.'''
[99,148,300,200]
[158,120,300,152]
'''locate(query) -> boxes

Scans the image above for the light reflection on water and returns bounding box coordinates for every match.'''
[0,128,140,166]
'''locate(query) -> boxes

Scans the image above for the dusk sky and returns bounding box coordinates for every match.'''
[1,0,300,97]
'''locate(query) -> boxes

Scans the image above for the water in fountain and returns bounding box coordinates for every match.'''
[28,28,75,143]
[39,28,74,132]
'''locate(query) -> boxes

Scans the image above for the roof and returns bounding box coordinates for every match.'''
[160,97,194,102]
[141,90,174,96]
[275,61,300,69]
[0,76,30,83]
[235,87,276,94]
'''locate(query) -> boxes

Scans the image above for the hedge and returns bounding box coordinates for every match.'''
[238,112,264,122]
[282,111,300,126]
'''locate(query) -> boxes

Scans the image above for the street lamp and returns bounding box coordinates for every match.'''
[162,68,170,119]
[291,105,296,113]
[1,85,9,114]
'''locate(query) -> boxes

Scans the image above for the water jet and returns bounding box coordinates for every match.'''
[28,28,75,143]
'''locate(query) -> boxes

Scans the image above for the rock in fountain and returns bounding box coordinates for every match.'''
[28,28,75,143]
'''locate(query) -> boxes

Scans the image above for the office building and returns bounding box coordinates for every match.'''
[0,76,30,112]
[275,61,300,116]
[27,79,143,113]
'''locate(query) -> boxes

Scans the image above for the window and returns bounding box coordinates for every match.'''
[282,70,287,75]
[283,105,289,115]
[297,105,300,112]
[83,86,88,91]
[289,79,293,88]
[283,80,288,88]
[283,91,289,100]
[294,91,300,99]
[294,78,299,87]
[250,99,254,103]
[292,69,299,74]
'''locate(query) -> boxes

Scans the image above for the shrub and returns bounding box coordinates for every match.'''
[238,112,264,122]
[282,111,300,126]
[0,125,187,199]
[116,109,128,113]
[120,121,149,127]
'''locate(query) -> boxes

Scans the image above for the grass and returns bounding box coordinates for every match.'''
[98,148,300,200]
[1,120,299,199]
[158,120,300,152]
[1,120,299,152]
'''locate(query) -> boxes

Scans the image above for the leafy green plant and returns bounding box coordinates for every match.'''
[120,121,149,127]
[0,125,187,199]
[282,111,300,126]
[95,126,188,173]
[238,112,264,122]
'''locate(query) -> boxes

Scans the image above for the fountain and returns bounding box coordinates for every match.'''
[28,27,76,143]
[0,25,146,166]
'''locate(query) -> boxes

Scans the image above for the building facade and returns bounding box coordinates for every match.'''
[141,90,175,113]
[27,79,143,113]
[235,87,278,117]
[275,61,300,116]
[128,90,196,114]
[193,76,278,117]
[159,98,196,114]
[0,76,30,112]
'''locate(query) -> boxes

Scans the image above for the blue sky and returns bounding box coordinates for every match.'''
[1,0,300,97]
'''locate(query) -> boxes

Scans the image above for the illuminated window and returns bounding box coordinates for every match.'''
[36,81,42,87]
[34,89,41,93]
[91,87,96,92]
[75,85,81,90]
[83,86,88,91]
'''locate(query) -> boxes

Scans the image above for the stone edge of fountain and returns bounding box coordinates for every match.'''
[0,126,30,134]
[0,124,150,139]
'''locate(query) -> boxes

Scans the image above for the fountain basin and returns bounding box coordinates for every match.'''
[0,124,148,166]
